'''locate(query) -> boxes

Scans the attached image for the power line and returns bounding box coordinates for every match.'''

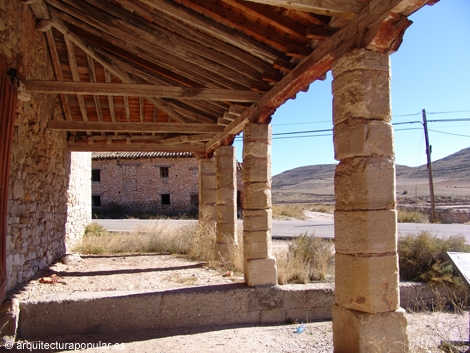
[428,129,470,138]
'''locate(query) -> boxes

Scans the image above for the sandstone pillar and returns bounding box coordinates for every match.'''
[242,123,277,286]
[215,146,238,259]
[198,158,216,222]
[331,49,408,352]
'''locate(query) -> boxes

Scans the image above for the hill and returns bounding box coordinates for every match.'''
[272,147,470,196]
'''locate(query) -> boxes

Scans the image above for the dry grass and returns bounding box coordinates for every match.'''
[74,222,195,255]
[307,204,335,214]
[398,207,429,223]
[272,203,306,220]
[276,233,334,285]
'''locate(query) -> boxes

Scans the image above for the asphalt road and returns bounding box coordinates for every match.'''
[94,219,470,241]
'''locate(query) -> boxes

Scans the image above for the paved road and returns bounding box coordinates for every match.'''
[94,219,470,241]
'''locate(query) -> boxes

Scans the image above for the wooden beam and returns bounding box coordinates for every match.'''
[206,0,431,152]
[23,81,263,102]
[241,0,363,18]
[49,121,224,134]
[68,141,206,153]
[162,133,215,145]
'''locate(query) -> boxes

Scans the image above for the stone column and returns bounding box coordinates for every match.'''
[331,48,408,352]
[242,123,277,286]
[215,146,238,259]
[198,158,216,222]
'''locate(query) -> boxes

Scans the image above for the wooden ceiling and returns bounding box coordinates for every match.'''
[22,0,436,157]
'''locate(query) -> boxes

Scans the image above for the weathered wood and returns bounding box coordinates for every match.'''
[104,69,117,124]
[206,0,430,152]
[23,0,50,20]
[217,118,232,126]
[229,105,247,115]
[179,0,291,52]
[86,55,104,124]
[142,0,282,63]
[35,19,52,32]
[286,44,313,58]
[23,81,263,102]
[262,73,284,83]
[242,0,363,18]
[45,30,73,123]
[49,121,224,134]
[273,59,297,72]
[223,112,237,121]
[162,133,215,145]
[223,0,309,44]
[306,25,338,40]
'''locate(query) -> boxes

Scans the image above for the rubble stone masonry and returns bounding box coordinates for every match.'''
[92,154,199,215]
[2,1,91,291]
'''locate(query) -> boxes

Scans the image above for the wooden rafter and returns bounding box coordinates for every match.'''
[68,140,206,153]
[206,0,434,152]
[242,0,363,18]
[23,81,263,102]
[48,121,224,134]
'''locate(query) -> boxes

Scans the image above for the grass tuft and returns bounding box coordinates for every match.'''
[277,233,334,284]
[398,207,429,223]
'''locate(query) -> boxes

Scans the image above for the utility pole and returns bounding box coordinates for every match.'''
[422,109,436,222]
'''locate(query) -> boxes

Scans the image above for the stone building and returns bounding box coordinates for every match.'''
[92,152,199,215]
[92,152,243,216]
[1,0,441,351]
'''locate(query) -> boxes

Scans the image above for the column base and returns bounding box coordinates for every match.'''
[332,304,408,353]
[245,257,277,286]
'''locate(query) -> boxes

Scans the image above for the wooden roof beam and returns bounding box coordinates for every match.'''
[68,140,206,153]
[241,0,363,19]
[49,121,224,134]
[206,0,433,153]
[23,81,263,102]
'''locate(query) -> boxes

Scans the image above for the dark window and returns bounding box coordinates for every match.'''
[160,167,169,178]
[92,195,101,207]
[161,194,170,205]
[92,169,101,182]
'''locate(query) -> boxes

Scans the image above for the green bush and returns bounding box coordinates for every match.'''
[398,231,470,285]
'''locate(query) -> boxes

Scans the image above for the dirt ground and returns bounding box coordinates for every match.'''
[6,248,470,353]
[6,212,470,352]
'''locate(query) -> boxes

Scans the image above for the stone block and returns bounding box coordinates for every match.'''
[216,205,236,224]
[215,145,236,157]
[245,257,278,286]
[243,123,272,143]
[335,253,400,313]
[244,230,272,259]
[216,223,237,242]
[243,157,271,183]
[332,70,391,124]
[333,120,394,160]
[243,209,272,231]
[334,210,397,254]
[199,159,216,174]
[243,182,271,209]
[216,188,236,205]
[335,157,395,211]
[243,141,271,159]
[332,305,408,353]
[200,174,216,188]
[331,48,390,78]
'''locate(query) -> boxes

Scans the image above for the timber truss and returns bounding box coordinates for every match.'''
[21,0,436,157]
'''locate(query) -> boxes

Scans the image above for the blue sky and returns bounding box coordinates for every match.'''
[234,0,470,176]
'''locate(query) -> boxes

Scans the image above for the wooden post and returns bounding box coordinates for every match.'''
[422,109,436,223]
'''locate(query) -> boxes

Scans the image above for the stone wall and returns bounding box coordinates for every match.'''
[65,152,92,248]
[2,2,90,291]
[92,155,199,215]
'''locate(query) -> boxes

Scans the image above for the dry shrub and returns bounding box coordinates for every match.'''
[272,204,306,220]
[277,233,334,284]
[74,221,196,255]
[397,207,428,223]
[308,204,335,214]
[219,228,244,274]
[398,231,470,285]
[187,215,216,264]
